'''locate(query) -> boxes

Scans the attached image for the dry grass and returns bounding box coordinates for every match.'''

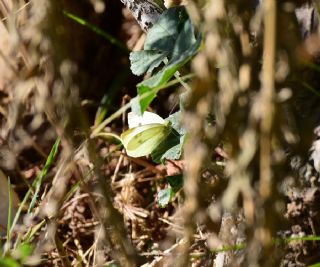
[1,0,320,267]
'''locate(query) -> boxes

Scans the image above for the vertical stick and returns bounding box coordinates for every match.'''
[260,0,276,199]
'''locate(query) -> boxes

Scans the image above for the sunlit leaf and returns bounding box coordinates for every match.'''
[130,50,168,76]
[158,187,173,207]
[137,36,201,112]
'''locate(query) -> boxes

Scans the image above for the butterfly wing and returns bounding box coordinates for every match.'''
[128,111,166,128]
[121,123,170,157]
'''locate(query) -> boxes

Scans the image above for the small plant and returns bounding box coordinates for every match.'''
[0,139,60,267]
[122,7,201,161]
[0,243,34,267]
[117,7,201,206]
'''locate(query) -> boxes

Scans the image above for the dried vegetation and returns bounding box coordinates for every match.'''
[1,0,320,266]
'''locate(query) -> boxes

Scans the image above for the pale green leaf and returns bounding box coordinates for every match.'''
[158,187,173,207]
[144,7,188,52]
[137,37,201,113]
[130,50,168,76]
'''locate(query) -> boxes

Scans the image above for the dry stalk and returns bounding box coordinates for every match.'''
[174,0,228,265]
[22,0,141,265]
[86,140,141,266]
[259,0,276,200]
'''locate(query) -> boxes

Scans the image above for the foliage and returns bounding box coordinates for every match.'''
[3,0,320,266]
[127,7,200,163]
[0,244,34,267]
[157,174,183,207]
[124,7,200,206]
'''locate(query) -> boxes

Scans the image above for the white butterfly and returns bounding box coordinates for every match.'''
[121,111,171,157]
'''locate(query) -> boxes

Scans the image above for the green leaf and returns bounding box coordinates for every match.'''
[130,7,190,78]
[130,96,143,116]
[130,74,192,116]
[144,7,188,52]
[137,67,177,112]
[151,129,181,163]
[167,174,183,192]
[0,258,20,267]
[14,243,33,261]
[167,111,186,135]
[130,50,168,76]
[159,134,186,162]
[137,36,201,113]
[157,175,183,207]
[151,112,186,163]
[168,35,202,67]
[171,19,196,60]
[158,187,174,207]
[128,5,202,112]
[129,6,201,112]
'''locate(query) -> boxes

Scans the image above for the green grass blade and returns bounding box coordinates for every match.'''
[9,191,31,241]
[9,139,60,238]
[300,81,320,98]
[275,235,320,244]
[305,62,320,73]
[28,138,61,213]
[63,10,129,54]
[5,178,13,251]
[23,219,46,243]
[210,243,246,253]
